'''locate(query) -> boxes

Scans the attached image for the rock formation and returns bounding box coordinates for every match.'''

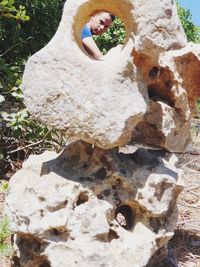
[6,141,184,267]
[22,0,200,151]
[5,0,200,266]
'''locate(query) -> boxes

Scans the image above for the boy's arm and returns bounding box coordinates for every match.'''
[82,37,103,60]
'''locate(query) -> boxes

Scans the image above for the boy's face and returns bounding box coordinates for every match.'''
[90,12,113,35]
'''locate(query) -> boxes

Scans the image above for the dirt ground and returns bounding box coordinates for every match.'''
[0,122,200,267]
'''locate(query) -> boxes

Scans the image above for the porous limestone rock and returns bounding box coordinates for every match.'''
[131,42,200,151]
[159,43,200,115]
[22,0,200,151]
[5,141,184,267]
[131,100,190,152]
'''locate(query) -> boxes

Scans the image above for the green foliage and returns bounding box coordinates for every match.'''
[0,0,29,21]
[0,217,12,256]
[0,0,64,59]
[0,1,64,178]
[177,2,200,43]
[0,217,10,242]
[0,0,30,61]
[94,17,126,55]
[0,180,9,193]
[196,100,200,118]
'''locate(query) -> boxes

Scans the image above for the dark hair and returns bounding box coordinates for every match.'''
[110,14,115,21]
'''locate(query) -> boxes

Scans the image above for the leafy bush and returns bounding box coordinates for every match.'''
[177,2,200,43]
[94,17,126,54]
[0,0,64,59]
[0,1,65,178]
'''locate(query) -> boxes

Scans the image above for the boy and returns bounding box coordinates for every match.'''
[81,12,115,59]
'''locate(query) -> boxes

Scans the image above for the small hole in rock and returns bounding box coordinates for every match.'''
[12,256,20,267]
[102,189,111,197]
[97,194,104,200]
[38,196,46,202]
[149,66,159,78]
[52,228,60,236]
[76,192,89,206]
[116,179,122,185]
[150,218,161,234]
[112,184,117,190]
[115,205,134,230]
[165,9,172,18]
[107,229,119,242]
[94,167,107,180]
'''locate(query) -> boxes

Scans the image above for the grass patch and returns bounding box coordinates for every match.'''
[0,217,12,256]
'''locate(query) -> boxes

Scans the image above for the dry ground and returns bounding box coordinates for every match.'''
[0,122,200,267]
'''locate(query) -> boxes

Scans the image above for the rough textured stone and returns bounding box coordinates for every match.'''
[8,0,200,266]
[21,0,199,151]
[130,43,200,151]
[131,100,191,152]
[159,43,200,115]
[5,141,184,267]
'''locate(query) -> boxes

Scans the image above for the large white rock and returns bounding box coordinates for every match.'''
[22,0,189,149]
[5,141,184,267]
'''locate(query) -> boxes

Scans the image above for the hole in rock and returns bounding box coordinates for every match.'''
[94,167,107,180]
[44,227,69,242]
[97,194,104,200]
[81,12,126,59]
[76,191,89,206]
[16,235,42,257]
[149,66,159,79]
[147,83,174,107]
[38,196,46,202]
[116,178,122,185]
[102,188,111,197]
[115,205,134,230]
[150,218,161,234]
[51,228,60,236]
[107,229,119,242]
[39,261,51,267]
[147,84,160,100]
[47,200,68,212]
[12,255,20,267]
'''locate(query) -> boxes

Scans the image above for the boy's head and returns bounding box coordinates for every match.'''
[89,12,115,35]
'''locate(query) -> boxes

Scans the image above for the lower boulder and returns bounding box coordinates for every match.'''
[5,141,184,267]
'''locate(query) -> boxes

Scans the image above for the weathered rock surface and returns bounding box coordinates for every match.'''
[159,43,200,115]
[9,0,200,266]
[131,42,200,151]
[21,0,200,151]
[5,141,184,267]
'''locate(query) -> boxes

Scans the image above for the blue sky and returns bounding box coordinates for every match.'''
[178,0,200,26]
